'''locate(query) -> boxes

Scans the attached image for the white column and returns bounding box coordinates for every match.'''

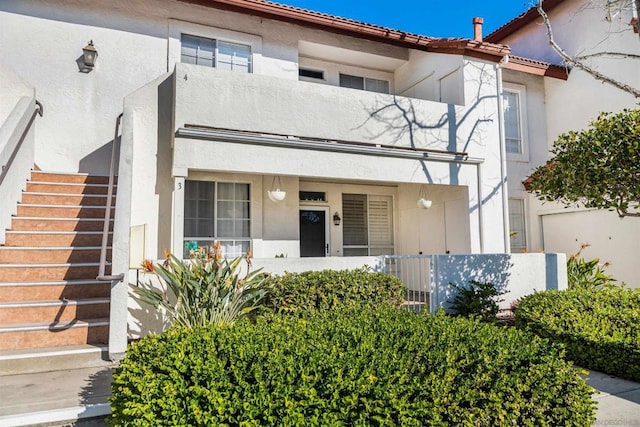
[172,175,186,257]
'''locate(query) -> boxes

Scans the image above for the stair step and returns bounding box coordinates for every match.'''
[0,263,110,282]
[20,192,115,206]
[10,217,112,231]
[0,319,109,350]
[0,298,110,323]
[16,204,113,218]
[0,344,111,375]
[30,172,115,185]
[27,181,115,195]
[0,280,111,302]
[0,247,109,263]
[4,231,111,246]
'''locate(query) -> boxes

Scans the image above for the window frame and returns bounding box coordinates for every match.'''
[339,73,390,94]
[508,198,527,252]
[168,19,262,73]
[503,82,529,162]
[342,193,394,256]
[183,180,251,258]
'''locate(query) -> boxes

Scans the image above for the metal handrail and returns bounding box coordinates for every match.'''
[97,113,125,282]
[0,100,43,186]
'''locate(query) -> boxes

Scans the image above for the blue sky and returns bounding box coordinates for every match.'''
[275,1,533,39]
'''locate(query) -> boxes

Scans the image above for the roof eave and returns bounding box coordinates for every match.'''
[485,0,566,42]
[179,0,510,62]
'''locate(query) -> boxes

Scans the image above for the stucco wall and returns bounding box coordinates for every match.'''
[0,0,412,173]
[498,0,640,286]
[432,252,568,310]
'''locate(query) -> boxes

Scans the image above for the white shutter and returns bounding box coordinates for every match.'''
[368,195,394,255]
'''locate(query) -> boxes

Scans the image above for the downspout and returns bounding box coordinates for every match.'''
[495,55,511,253]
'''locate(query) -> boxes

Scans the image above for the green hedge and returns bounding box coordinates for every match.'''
[262,268,406,314]
[111,308,595,426]
[516,288,640,381]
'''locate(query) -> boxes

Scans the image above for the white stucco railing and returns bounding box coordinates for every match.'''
[0,96,41,244]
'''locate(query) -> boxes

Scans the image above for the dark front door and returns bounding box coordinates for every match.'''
[300,210,326,257]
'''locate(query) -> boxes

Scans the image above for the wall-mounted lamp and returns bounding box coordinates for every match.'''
[333,212,341,226]
[417,184,432,209]
[82,40,98,68]
[267,175,286,202]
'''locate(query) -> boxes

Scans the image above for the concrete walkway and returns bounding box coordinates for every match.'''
[0,366,638,426]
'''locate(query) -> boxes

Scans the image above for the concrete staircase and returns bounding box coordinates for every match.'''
[0,171,115,355]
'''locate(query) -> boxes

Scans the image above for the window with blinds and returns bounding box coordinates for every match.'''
[342,194,394,256]
[508,199,526,251]
[181,34,252,73]
[339,73,390,94]
[184,180,251,258]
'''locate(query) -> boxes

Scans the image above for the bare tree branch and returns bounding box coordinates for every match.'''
[536,0,640,98]
[575,51,640,60]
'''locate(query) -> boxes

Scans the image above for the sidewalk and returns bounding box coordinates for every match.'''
[0,366,638,426]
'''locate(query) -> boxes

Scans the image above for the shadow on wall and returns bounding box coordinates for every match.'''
[432,254,512,311]
[432,253,567,311]
[79,140,115,175]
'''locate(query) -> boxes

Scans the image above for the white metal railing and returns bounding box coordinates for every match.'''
[381,255,432,314]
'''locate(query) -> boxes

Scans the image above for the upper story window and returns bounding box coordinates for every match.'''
[181,34,252,73]
[502,82,529,162]
[299,68,324,80]
[339,74,390,94]
[503,90,522,154]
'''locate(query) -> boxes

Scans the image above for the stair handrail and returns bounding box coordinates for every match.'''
[0,100,43,187]
[97,113,125,282]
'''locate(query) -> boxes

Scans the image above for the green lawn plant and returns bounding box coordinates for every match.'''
[133,243,268,328]
[516,287,640,381]
[111,307,595,426]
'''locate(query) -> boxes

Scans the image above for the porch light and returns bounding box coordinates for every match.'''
[417,185,432,209]
[82,40,98,68]
[267,175,286,202]
[333,212,341,226]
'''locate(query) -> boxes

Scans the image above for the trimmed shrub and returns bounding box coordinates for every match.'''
[448,280,505,322]
[111,308,595,426]
[516,288,640,381]
[263,268,406,314]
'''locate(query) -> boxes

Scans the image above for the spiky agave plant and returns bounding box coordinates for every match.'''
[133,244,269,328]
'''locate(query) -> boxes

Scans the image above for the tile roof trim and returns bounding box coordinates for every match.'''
[178,0,511,62]
[506,55,569,80]
[484,0,566,43]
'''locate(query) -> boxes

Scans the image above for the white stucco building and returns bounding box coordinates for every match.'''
[0,0,572,362]
[486,0,640,286]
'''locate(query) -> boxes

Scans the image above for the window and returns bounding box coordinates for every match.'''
[508,199,526,251]
[339,74,389,94]
[299,68,324,80]
[342,194,394,256]
[184,181,250,258]
[503,90,522,154]
[181,34,252,73]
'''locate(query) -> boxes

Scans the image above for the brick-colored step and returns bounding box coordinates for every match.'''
[0,247,109,263]
[16,205,113,218]
[26,182,114,195]
[0,319,109,350]
[10,217,112,231]
[30,172,114,185]
[0,298,110,323]
[20,193,115,206]
[0,280,111,302]
[0,263,109,282]
[4,231,111,247]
